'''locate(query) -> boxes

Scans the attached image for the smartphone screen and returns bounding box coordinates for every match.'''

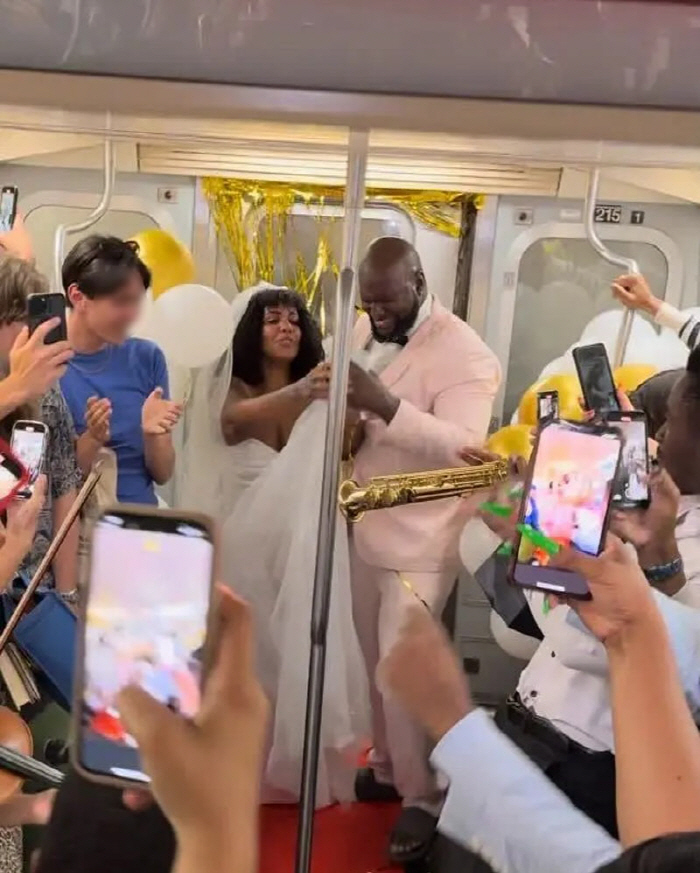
[573,343,620,414]
[77,511,214,785]
[10,423,47,496]
[0,187,17,234]
[510,421,622,597]
[28,293,67,345]
[607,413,650,508]
[537,390,559,424]
[0,441,28,508]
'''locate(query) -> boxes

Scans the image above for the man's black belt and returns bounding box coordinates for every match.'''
[500,693,604,757]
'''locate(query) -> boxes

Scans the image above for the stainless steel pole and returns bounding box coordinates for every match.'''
[583,168,640,368]
[294,129,369,873]
[53,138,115,292]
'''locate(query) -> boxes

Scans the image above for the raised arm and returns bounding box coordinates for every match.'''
[555,538,700,848]
[612,274,700,351]
[220,365,329,446]
[381,606,621,873]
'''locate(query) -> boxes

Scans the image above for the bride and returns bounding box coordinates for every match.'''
[175,283,369,808]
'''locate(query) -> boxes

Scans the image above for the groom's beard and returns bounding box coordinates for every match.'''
[369,295,421,346]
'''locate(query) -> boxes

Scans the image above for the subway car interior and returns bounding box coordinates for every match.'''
[3,0,700,871]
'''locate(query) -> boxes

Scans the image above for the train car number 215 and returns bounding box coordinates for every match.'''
[593,204,622,224]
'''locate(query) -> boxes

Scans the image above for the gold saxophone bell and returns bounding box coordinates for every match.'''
[338,457,510,523]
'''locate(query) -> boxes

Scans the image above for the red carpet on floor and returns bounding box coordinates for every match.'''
[260,801,401,873]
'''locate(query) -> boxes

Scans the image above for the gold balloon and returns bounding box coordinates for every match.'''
[518,373,584,426]
[130,229,195,300]
[613,363,658,394]
[487,424,534,461]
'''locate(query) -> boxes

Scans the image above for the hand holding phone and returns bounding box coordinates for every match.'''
[28,292,68,346]
[117,590,268,834]
[73,507,215,788]
[10,420,48,499]
[605,410,650,509]
[537,390,559,424]
[8,320,73,402]
[573,343,620,415]
[509,420,623,598]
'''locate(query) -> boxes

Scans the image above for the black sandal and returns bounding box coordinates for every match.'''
[389,807,438,865]
[355,767,401,803]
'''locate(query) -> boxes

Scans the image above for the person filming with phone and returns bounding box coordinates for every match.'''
[0,257,80,598]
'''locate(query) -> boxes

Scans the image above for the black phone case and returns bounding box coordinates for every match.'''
[572,344,620,413]
[28,296,67,345]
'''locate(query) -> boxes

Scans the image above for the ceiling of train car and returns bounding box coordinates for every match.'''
[3,133,700,205]
[2,0,700,110]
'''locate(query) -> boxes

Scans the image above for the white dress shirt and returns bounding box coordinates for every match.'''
[432,709,621,873]
[434,592,700,873]
[363,294,433,375]
[462,503,700,752]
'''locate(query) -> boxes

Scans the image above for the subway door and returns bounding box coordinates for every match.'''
[453,196,692,706]
[483,197,692,427]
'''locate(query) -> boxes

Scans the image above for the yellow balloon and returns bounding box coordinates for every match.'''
[613,363,658,394]
[130,229,195,300]
[518,373,584,426]
[487,424,533,461]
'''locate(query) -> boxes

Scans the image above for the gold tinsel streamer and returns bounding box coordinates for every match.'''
[203,178,484,314]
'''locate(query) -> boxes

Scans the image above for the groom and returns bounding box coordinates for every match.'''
[348,237,501,865]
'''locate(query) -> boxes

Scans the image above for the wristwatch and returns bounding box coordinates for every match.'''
[642,556,683,584]
[58,588,80,606]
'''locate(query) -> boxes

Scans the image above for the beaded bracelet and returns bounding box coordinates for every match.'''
[642,556,683,584]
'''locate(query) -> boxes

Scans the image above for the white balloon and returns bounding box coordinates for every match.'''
[130,290,154,339]
[146,284,234,370]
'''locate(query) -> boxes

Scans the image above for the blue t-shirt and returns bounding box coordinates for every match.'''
[60,338,170,505]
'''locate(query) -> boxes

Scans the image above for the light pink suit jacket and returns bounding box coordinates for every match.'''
[351,299,501,573]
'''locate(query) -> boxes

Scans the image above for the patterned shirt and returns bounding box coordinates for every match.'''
[21,386,82,588]
[655,301,700,350]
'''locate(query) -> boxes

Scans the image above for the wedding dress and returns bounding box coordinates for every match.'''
[174,285,369,808]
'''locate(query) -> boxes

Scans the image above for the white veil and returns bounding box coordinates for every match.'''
[175,284,369,808]
[173,283,275,517]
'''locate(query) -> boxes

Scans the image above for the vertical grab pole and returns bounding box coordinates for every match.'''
[583,168,640,368]
[54,138,116,292]
[294,129,369,873]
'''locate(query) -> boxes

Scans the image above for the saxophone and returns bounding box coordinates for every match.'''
[338,457,510,523]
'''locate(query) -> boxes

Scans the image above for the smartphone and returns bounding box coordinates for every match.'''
[509,419,623,598]
[605,410,650,509]
[573,343,620,414]
[0,186,18,234]
[537,390,559,424]
[73,506,216,788]
[10,420,48,499]
[27,292,67,345]
[0,438,29,510]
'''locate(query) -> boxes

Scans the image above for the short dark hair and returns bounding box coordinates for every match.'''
[685,345,700,400]
[62,235,151,305]
[629,368,684,438]
[231,287,324,387]
[0,256,48,325]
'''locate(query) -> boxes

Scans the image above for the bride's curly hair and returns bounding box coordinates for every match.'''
[231,287,324,387]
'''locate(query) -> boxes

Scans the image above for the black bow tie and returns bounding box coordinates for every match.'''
[376,334,409,347]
